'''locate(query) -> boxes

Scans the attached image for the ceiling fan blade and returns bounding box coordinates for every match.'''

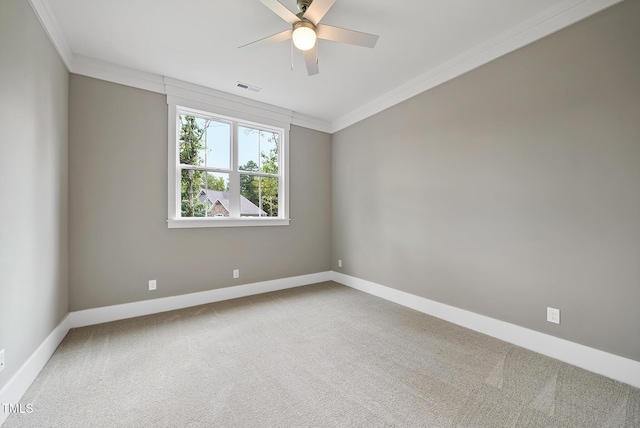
[238,29,292,50]
[302,0,336,25]
[316,24,379,48]
[259,0,299,24]
[302,46,319,76]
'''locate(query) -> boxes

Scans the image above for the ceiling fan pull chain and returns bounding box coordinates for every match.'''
[291,38,294,70]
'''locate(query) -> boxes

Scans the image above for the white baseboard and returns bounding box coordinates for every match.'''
[331,271,640,389]
[3,269,635,427]
[0,271,332,426]
[0,314,73,426]
[67,271,332,328]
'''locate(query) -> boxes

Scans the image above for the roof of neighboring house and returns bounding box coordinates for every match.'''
[198,189,266,216]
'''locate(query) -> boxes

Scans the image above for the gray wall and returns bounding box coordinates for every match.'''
[332,0,640,362]
[68,75,332,311]
[1,0,637,397]
[0,0,69,390]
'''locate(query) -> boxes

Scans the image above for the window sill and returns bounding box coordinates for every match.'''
[167,218,290,228]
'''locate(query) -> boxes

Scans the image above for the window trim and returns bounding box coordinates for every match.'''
[167,94,290,228]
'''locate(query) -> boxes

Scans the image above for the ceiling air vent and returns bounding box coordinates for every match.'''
[236,82,261,92]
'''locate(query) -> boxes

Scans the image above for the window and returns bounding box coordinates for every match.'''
[168,103,289,228]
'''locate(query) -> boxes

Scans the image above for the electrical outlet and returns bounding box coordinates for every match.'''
[547,307,560,324]
[233,269,240,279]
[0,349,5,372]
[149,280,157,291]
[338,259,342,268]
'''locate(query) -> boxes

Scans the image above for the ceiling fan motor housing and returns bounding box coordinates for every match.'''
[293,19,316,32]
[297,0,313,13]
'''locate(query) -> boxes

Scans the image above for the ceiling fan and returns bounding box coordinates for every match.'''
[240,0,379,76]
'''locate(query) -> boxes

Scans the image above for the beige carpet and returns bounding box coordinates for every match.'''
[4,282,639,427]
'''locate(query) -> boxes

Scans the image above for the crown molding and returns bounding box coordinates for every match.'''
[165,77,295,127]
[72,55,166,94]
[29,0,622,135]
[291,112,333,134]
[330,0,623,133]
[68,57,333,133]
[28,0,74,70]
[26,1,332,133]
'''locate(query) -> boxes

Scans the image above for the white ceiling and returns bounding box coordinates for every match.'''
[34,0,619,131]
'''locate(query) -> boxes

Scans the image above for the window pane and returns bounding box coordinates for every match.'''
[260,176,279,217]
[180,115,231,170]
[201,172,230,217]
[240,174,260,216]
[204,120,230,169]
[239,127,279,174]
[179,115,205,167]
[180,168,207,217]
[181,170,230,217]
[260,131,279,174]
[238,126,259,171]
[240,175,279,217]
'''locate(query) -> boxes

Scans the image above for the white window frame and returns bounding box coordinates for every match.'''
[167,92,290,228]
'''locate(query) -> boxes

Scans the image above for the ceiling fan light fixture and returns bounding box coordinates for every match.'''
[292,21,317,51]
